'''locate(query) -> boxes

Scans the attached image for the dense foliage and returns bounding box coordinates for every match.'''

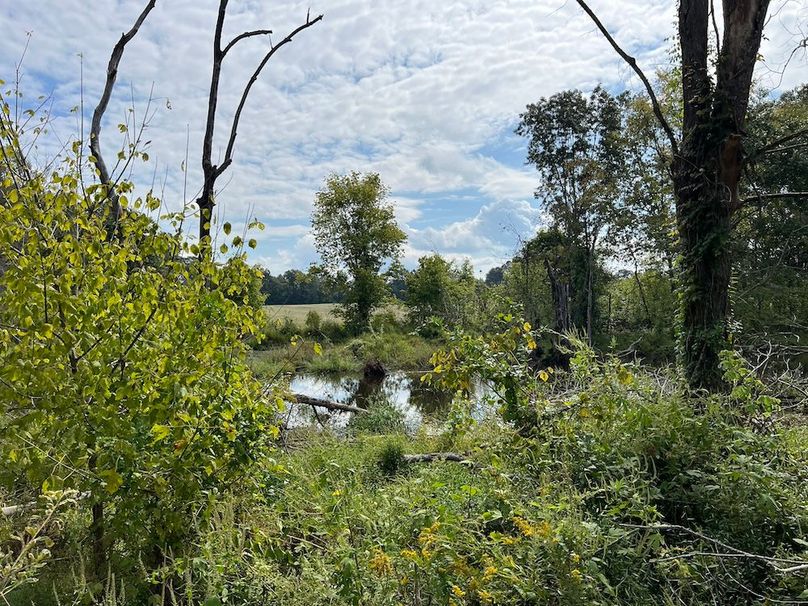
[312,172,407,333]
[0,93,279,593]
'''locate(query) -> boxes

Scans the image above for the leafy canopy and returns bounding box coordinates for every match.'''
[312,171,406,331]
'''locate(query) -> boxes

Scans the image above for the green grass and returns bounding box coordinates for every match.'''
[248,332,439,377]
[262,303,407,327]
[263,303,341,325]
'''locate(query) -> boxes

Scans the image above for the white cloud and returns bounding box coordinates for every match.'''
[1,0,805,272]
[407,198,543,273]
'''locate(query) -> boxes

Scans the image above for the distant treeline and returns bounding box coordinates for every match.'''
[260,267,345,305]
[260,265,408,305]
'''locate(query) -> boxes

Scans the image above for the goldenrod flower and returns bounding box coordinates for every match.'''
[369,548,392,575]
[401,548,418,561]
[512,516,535,537]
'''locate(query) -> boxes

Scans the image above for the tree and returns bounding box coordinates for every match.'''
[312,172,406,332]
[196,2,322,246]
[576,0,808,389]
[484,265,506,286]
[261,265,344,305]
[0,100,274,577]
[405,254,476,330]
[734,85,808,348]
[516,87,628,343]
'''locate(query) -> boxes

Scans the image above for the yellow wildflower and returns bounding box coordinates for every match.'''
[512,516,535,537]
[483,565,498,581]
[369,548,392,575]
[401,548,418,561]
[537,520,553,539]
[451,585,466,598]
[478,589,493,603]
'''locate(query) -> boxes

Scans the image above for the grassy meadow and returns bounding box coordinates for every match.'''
[263,303,341,325]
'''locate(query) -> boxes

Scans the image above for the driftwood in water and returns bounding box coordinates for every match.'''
[291,393,367,414]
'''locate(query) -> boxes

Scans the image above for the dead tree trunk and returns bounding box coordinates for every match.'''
[196,1,322,246]
[545,257,572,335]
[88,0,157,240]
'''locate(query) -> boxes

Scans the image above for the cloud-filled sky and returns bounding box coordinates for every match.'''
[1,0,805,274]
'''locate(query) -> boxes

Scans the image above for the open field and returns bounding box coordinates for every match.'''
[263,303,341,325]
[263,303,406,326]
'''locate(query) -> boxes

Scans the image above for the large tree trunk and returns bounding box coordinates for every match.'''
[673,151,733,390]
[673,0,770,390]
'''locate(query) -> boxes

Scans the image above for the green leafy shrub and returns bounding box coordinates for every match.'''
[347,397,406,436]
[304,310,322,334]
[0,97,280,588]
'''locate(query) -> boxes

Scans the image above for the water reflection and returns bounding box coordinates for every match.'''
[286,371,491,431]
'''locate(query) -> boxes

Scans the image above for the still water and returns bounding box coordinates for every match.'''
[285,371,493,431]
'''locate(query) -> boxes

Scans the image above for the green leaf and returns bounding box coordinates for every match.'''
[223,222,232,236]
[151,424,171,442]
[99,469,123,494]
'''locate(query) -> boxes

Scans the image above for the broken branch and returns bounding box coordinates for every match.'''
[222,29,273,55]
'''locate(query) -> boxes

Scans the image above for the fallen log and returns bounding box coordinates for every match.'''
[290,393,367,415]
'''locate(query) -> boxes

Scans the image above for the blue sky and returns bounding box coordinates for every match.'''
[1,0,805,274]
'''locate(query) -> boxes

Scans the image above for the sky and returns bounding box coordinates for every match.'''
[1,0,806,275]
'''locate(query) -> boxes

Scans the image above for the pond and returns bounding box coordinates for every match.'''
[285,371,493,432]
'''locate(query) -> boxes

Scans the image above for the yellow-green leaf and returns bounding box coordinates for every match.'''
[99,469,123,494]
[151,423,171,442]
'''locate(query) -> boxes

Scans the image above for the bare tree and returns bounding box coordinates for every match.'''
[83,0,323,574]
[196,1,323,246]
[89,1,157,239]
[576,0,807,390]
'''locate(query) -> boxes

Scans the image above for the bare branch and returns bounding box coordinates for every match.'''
[758,142,808,155]
[574,0,678,155]
[219,13,324,174]
[620,522,808,574]
[222,29,273,55]
[89,0,157,237]
[753,127,808,156]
